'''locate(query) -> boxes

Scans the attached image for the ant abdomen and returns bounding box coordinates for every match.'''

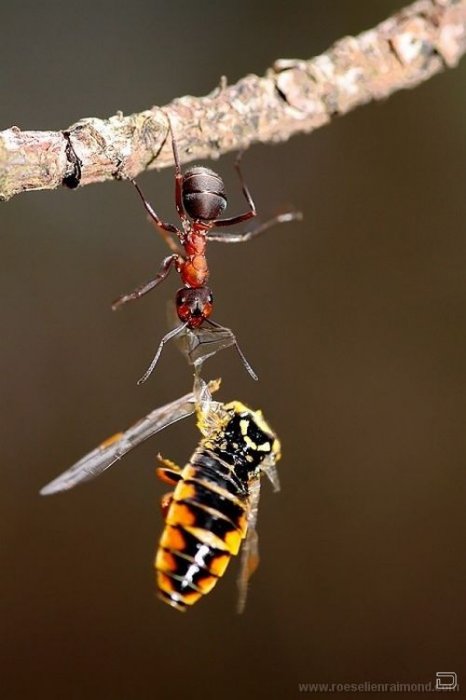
[182,167,227,221]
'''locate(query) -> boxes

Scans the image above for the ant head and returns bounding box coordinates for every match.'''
[182,167,227,221]
[176,287,213,328]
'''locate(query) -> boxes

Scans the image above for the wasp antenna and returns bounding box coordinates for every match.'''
[138,323,188,385]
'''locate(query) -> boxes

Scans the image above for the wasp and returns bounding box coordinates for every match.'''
[112,114,302,383]
[156,390,281,612]
[41,379,281,612]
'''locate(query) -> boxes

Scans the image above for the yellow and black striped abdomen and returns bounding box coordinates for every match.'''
[156,446,249,611]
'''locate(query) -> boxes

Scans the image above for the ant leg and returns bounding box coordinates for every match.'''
[137,323,188,385]
[165,114,189,226]
[206,210,302,243]
[211,151,257,228]
[205,319,258,381]
[132,179,184,254]
[112,254,179,310]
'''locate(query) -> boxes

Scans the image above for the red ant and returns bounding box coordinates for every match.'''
[112,115,302,384]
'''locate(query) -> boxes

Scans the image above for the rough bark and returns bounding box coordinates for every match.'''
[1,0,465,201]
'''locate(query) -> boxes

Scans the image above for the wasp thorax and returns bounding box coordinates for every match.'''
[176,286,213,328]
[182,167,227,221]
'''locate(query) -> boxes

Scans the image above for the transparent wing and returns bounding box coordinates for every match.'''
[236,454,281,612]
[237,479,261,614]
[40,389,203,496]
[167,301,257,379]
[177,322,240,367]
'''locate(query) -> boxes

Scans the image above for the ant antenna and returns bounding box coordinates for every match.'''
[205,319,258,381]
[138,323,188,385]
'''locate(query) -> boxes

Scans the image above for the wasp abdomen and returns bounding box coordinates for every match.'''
[156,447,249,611]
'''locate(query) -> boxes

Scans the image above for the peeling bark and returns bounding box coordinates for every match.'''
[1,0,465,201]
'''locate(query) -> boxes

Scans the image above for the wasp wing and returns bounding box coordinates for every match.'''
[237,478,261,614]
[178,323,239,366]
[166,300,237,367]
[167,301,255,376]
[40,390,200,496]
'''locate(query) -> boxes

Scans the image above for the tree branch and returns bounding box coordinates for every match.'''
[1,0,465,201]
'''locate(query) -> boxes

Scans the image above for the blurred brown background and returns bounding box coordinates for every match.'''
[1,1,466,698]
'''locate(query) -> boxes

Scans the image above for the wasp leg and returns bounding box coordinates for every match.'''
[156,455,183,486]
[160,491,174,519]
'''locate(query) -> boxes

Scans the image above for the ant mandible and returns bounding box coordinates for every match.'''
[112,114,302,384]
